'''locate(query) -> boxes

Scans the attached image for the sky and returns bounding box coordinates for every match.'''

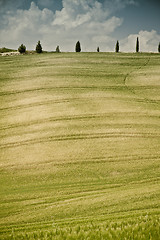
[0,0,160,52]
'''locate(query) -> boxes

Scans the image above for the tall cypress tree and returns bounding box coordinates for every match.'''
[56,46,60,53]
[75,41,81,52]
[158,42,160,53]
[36,41,42,53]
[115,40,119,53]
[136,37,139,53]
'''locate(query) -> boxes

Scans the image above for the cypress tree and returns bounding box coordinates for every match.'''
[97,47,100,52]
[36,41,42,53]
[158,42,160,53]
[136,37,139,53]
[56,46,60,53]
[75,41,81,52]
[18,44,26,54]
[115,40,119,53]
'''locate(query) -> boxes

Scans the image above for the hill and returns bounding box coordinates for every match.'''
[0,47,17,53]
[0,52,160,239]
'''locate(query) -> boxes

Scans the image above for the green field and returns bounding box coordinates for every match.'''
[0,52,160,239]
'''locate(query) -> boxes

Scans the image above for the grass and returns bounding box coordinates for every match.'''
[2,215,160,240]
[0,52,160,239]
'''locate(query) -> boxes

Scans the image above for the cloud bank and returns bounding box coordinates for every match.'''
[0,0,159,52]
[121,30,160,52]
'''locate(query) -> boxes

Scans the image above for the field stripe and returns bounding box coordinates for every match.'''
[1,94,160,112]
[1,132,160,149]
[123,56,160,105]
[0,112,159,130]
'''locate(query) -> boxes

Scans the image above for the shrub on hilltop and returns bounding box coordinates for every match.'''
[18,44,26,54]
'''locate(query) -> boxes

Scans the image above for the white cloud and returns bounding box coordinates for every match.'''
[53,0,110,29]
[121,30,160,52]
[0,2,55,49]
[0,0,123,51]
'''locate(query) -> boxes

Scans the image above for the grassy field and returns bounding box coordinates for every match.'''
[0,52,160,239]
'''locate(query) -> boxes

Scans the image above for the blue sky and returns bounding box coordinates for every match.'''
[0,0,159,52]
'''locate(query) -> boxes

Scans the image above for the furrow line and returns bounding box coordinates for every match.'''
[1,112,159,131]
[0,86,127,96]
[0,132,159,149]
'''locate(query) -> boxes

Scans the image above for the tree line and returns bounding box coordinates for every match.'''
[114,37,139,53]
[18,41,60,54]
[18,39,160,54]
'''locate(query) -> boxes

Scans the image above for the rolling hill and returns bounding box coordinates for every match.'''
[0,52,160,239]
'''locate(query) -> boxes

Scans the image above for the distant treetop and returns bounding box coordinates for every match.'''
[136,37,139,53]
[115,41,119,53]
[18,44,26,54]
[36,41,42,53]
[75,41,81,52]
[56,46,60,53]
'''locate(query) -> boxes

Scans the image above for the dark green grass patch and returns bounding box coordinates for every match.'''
[1,215,160,240]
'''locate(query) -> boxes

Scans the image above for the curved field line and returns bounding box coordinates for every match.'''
[1,132,160,149]
[124,57,160,104]
[0,112,159,131]
[0,98,75,112]
[124,57,160,105]
[0,96,140,112]
[1,123,159,139]
[0,86,128,96]
[123,57,151,93]
[6,154,159,169]
[2,95,160,112]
